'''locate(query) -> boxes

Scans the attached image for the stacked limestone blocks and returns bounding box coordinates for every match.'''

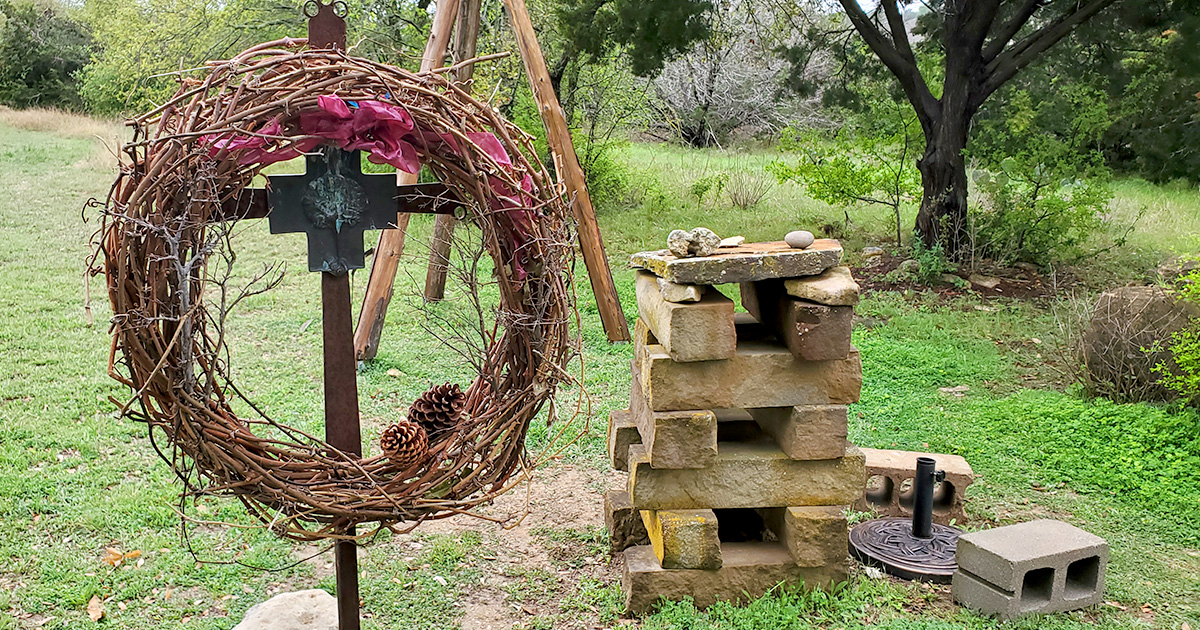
[608,240,868,614]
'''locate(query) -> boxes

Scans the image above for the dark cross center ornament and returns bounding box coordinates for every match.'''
[268,148,399,274]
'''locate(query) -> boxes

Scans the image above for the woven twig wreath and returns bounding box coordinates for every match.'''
[97,38,579,541]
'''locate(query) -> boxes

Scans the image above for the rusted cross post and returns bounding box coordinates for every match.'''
[213,4,460,626]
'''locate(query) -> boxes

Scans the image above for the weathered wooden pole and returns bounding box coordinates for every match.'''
[354,0,461,360]
[501,0,630,342]
[423,0,482,301]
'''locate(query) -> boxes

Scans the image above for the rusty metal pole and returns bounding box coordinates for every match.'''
[321,272,362,630]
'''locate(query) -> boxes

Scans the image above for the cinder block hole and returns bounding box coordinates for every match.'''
[717,420,763,443]
[897,478,915,510]
[1064,556,1101,600]
[931,481,956,515]
[864,475,894,507]
[714,508,768,542]
[1020,567,1055,610]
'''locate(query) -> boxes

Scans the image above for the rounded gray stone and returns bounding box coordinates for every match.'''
[233,590,337,630]
[785,230,815,249]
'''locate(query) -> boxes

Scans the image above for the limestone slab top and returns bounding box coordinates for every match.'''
[630,240,843,285]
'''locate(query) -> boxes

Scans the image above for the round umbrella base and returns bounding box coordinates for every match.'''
[849,517,961,583]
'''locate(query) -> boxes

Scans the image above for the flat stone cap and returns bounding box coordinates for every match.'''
[631,240,843,285]
[959,519,1108,564]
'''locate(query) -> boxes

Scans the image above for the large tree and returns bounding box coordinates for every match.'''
[835,0,1121,257]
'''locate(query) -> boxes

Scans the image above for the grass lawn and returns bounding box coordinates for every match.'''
[0,112,1198,629]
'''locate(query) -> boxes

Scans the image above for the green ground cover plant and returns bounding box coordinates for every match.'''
[0,118,1197,629]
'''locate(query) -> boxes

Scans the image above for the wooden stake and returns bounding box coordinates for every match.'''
[501,0,630,342]
[354,0,461,360]
[423,0,482,301]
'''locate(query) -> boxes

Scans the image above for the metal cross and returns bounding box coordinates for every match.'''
[267,148,400,274]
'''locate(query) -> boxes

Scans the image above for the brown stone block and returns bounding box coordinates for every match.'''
[637,340,862,412]
[761,506,848,568]
[636,271,735,363]
[642,509,722,569]
[629,367,718,469]
[628,442,866,510]
[606,489,650,553]
[622,543,848,613]
[784,266,860,306]
[856,448,974,525]
[749,405,848,460]
[608,409,642,472]
[741,281,852,361]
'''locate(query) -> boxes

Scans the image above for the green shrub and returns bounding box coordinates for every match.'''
[0,0,93,110]
[1159,266,1200,404]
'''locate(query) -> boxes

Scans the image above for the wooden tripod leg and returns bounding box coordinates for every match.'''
[423,0,482,302]
[502,0,631,342]
[354,0,460,360]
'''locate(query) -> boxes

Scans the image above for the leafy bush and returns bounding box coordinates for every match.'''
[971,157,1114,266]
[0,0,93,109]
[767,110,920,244]
[1159,266,1200,404]
[689,172,728,206]
[969,84,1118,266]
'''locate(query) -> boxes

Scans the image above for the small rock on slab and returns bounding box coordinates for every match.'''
[657,277,706,303]
[785,230,815,249]
[233,590,337,630]
[719,235,745,248]
[668,228,722,258]
[631,240,843,285]
[784,266,860,306]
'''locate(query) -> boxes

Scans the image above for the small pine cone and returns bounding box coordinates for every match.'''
[380,420,428,469]
[409,382,467,442]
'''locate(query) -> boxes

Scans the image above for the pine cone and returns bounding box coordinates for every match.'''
[409,382,466,442]
[380,420,428,469]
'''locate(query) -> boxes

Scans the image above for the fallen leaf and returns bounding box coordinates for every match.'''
[123,550,141,560]
[1181,623,1190,630]
[1103,601,1126,610]
[386,368,402,378]
[938,385,970,397]
[87,595,104,621]
[101,547,124,566]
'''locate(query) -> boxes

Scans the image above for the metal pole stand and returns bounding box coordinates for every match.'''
[848,456,963,583]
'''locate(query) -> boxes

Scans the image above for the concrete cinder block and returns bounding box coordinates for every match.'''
[855,448,973,525]
[749,405,848,460]
[607,409,642,472]
[622,543,847,614]
[629,366,718,469]
[636,340,862,412]
[741,280,853,361]
[952,520,1109,620]
[761,506,848,568]
[642,509,722,569]
[636,272,736,362]
[605,489,650,553]
[628,442,866,511]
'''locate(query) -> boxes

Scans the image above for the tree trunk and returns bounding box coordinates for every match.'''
[915,132,970,258]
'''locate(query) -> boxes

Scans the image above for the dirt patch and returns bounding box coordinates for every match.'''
[853,252,1069,301]
[408,465,625,629]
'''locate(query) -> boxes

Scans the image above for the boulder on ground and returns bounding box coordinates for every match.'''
[1081,285,1199,401]
[233,590,337,630]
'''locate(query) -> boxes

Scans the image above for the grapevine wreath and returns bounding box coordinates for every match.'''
[96,38,581,541]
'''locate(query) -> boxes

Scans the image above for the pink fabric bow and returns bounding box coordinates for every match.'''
[203,95,539,281]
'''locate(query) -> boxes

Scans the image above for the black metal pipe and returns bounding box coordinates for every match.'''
[911,457,937,539]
